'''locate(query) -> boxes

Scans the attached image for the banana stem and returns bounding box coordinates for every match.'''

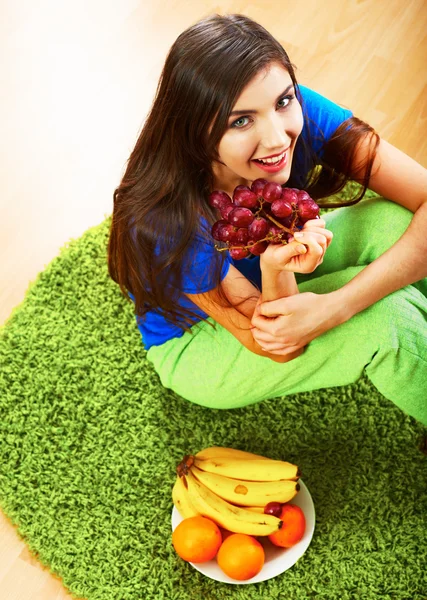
[177,455,195,477]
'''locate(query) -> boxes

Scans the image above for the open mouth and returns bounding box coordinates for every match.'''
[253,148,288,165]
[252,148,289,172]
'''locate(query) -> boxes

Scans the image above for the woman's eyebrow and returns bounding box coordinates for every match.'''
[230,84,294,116]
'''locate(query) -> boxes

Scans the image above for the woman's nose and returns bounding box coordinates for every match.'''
[260,115,291,151]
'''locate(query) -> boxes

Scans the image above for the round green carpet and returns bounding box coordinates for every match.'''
[1,202,426,600]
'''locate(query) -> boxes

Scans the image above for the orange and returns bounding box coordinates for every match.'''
[268,504,306,548]
[217,533,265,581]
[172,516,222,563]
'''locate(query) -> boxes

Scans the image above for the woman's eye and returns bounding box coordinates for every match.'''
[231,116,249,129]
[278,94,294,108]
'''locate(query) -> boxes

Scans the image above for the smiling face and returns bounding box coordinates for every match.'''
[212,63,304,194]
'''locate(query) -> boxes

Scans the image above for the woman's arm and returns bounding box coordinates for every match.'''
[261,266,300,301]
[330,137,427,321]
[251,137,427,356]
[257,266,304,362]
[184,233,326,363]
[184,264,296,363]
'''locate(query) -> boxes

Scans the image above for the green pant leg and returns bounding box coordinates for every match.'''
[297,268,427,425]
[297,197,427,299]
[147,266,427,424]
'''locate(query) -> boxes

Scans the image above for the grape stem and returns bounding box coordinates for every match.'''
[261,211,293,234]
[215,235,288,252]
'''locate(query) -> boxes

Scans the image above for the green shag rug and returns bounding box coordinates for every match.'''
[1,188,427,600]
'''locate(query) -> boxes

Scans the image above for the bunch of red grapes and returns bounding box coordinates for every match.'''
[209,178,320,260]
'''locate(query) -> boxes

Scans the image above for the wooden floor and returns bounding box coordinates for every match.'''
[1,1,426,598]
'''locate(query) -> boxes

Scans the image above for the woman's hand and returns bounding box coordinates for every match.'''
[250,291,343,356]
[260,219,333,274]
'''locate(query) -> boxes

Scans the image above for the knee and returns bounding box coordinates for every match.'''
[367,284,426,350]
[346,197,414,264]
[354,196,413,235]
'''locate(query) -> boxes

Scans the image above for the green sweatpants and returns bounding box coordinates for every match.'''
[146,197,427,425]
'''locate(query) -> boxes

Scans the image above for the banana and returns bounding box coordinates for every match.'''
[245,506,265,514]
[195,446,270,461]
[191,465,299,506]
[193,456,299,482]
[172,475,200,519]
[184,470,282,536]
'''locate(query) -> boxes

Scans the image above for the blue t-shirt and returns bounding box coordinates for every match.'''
[132,85,353,350]
[128,218,230,348]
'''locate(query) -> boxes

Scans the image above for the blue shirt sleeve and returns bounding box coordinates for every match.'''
[297,85,353,157]
[180,217,232,294]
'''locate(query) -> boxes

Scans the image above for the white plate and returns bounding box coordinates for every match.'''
[171,478,315,584]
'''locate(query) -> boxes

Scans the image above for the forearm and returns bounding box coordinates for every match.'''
[332,201,427,321]
[259,266,303,363]
[224,266,289,320]
[261,267,299,302]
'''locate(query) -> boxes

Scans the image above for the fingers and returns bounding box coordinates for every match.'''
[256,296,295,319]
[305,228,333,248]
[301,219,333,248]
[303,227,333,241]
[283,233,324,273]
[251,312,288,333]
[304,218,326,228]
[255,335,302,355]
[266,345,303,356]
[259,344,292,352]
[260,237,310,269]
[293,231,327,247]
[291,227,333,248]
[252,327,280,345]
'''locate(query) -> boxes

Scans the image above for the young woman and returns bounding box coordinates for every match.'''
[108,14,427,425]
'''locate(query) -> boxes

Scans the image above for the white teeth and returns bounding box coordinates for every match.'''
[257,150,286,165]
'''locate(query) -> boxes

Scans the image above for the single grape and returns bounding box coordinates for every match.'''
[297,190,311,202]
[220,223,239,243]
[282,188,299,204]
[220,203,234,220]
[297,199,320,221]
[211,220,229,241]
[234,184,250,195]
[235,227,249,244]
[212,221,239,243]
[209,190,232,210]
[248,240,269,255]
[271,198,293,218]
[228,207,254,227]
[233,186,259,209]
[229,246,250,260]
[262,182,283,203]
[250,178,269,197]
[264,502,283,517]
[248,217,269,241]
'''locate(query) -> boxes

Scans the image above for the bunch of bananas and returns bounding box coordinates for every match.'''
[172,446,300,536]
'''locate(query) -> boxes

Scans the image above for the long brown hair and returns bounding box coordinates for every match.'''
[108,13,379,336]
